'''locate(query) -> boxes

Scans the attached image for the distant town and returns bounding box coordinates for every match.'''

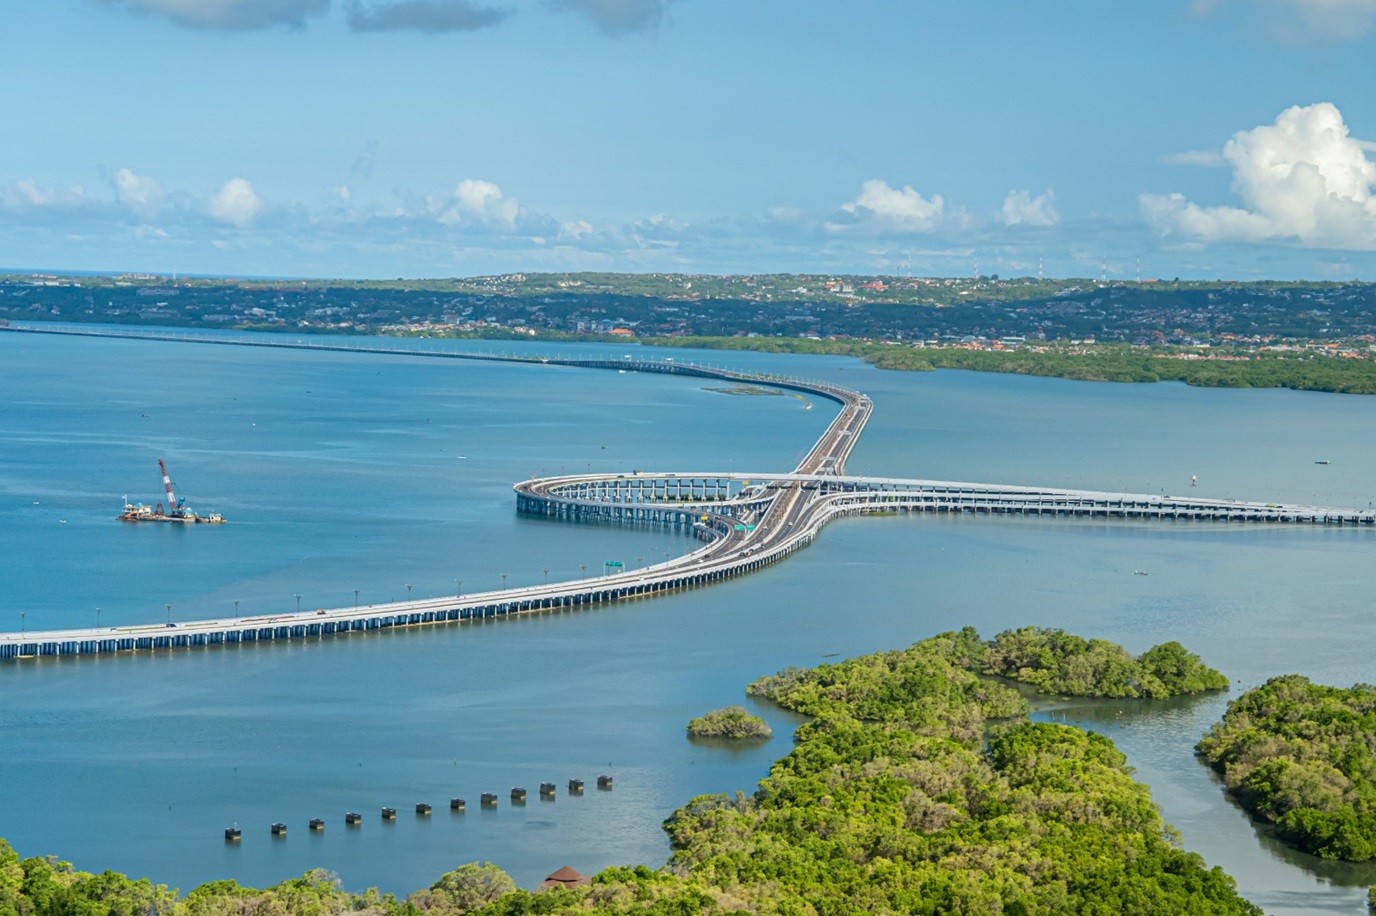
[3,271,1375,360]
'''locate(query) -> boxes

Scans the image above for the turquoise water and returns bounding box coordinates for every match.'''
[2,329,1374,914]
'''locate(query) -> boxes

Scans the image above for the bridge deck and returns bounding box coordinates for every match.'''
[1,323,1368,663]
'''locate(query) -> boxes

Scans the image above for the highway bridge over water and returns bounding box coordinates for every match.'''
[2,323,1372,662]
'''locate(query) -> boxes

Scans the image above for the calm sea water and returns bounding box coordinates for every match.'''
[2,329,1374,914]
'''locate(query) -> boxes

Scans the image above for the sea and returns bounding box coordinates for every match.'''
[1,327,1373,915]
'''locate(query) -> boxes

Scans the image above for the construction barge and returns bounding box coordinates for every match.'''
[118,459,225,524]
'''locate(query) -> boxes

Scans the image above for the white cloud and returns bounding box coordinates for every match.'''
[101,0,329,30]
[838,179,945,232]
[207,177,263,227]
[427,178,520,227]
[1142,102,1376,249]
[560,219,594,240]
[112,168,165,218]
[1001,189,1060,228]
[2,180,88,210]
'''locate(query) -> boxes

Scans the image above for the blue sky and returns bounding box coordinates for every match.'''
[2,0,1375,280]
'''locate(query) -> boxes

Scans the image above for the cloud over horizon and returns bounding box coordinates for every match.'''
[208,178,263,227]
[112,169,166,219]
[1001,189,1060,228]
[1142,102,1376,250]
[834,180,946,233]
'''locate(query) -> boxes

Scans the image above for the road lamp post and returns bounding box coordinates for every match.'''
[580,564,587,578]
[455,578,463,596]
[406,583,413,601]
[96,607,101,627]
[353,588,359,607]
[294,594,302,614]
[165,604,172,625]
[543,568,549,584]
[20,612,25,635]
[500,573,508,589]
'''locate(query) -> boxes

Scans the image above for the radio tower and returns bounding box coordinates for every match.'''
[1136,258,1142,284]
[1038,254,1044,282]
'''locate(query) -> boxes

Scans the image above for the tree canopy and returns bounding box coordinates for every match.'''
[0,627,1253,914]
[1198,675,1376,861]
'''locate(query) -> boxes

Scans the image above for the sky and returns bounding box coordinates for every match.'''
[2,0,1376,280]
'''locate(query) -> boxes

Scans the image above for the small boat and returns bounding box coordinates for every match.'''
[1133,570,1149,576]
[1315,460,1331,465]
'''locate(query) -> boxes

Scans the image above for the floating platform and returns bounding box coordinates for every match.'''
[118,502,224,524]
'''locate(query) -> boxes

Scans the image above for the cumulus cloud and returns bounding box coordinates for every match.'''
[111,168,165,218]
[100,0,329,30]
[549,0,676,35]
[560,219,594,240]
[1141,102,1376,249]
[1192,0,1376,42]
[344,0,510,32]
[1001,189,1059,228]
[208,177,263,227]
[836,179,945,232]
[2,180,88,211]
[427,178,521,227]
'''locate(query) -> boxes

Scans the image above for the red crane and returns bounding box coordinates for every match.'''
[158,459,185,517]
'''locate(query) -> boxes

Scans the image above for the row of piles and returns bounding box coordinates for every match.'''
[224,776,613,841]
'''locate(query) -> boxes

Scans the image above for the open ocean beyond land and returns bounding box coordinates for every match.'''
[2,328,1375,915]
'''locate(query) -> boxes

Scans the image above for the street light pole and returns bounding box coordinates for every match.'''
[500,573,508,589]
[96,607,101,627]
[294,594,302,614]
[406,583,413,600]
[165,604,172,625]
[354,588,359,607]
[456,579,463,596]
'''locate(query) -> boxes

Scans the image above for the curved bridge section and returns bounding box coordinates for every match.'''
[0,324,1369,664]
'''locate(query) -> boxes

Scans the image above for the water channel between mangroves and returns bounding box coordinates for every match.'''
[1,328,1374,914]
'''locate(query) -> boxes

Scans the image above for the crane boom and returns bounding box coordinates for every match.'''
[157,459,183,515]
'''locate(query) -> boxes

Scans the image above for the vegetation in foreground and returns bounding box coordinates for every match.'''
[749,626,1229,715]
[979,626,1230,699]
[685,706,772,740]
[0,628,1254,914]
[1197,675,1376,861]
